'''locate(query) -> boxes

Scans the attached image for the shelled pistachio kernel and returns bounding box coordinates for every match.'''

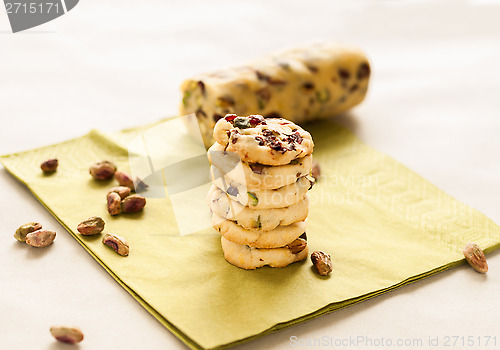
[287,238,307,254]
[50,326,84,344]
[14,222,42,242]
[463,242,488,273]
[25,230,56,248]
[107,192,122,216]
[108,186,131,199]
[102,233,129,256]
[77,216,105,235]
[311,250,333,276]
[89,160,117,180]
[122,194,146,213]
[41,159,58,173]
[114,171,134,190]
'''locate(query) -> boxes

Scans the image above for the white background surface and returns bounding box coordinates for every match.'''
[1,1,500,349]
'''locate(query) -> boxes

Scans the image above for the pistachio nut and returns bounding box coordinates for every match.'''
[463,242,488,273]
[14,222,42,242]
[102,233,129,256]
[25,230,56,248]
[50,326,84,344]
[311,250,333,276]
[41,159,58,173]
[77,216,105,235]
[89,160,117,180]
[287,238,307,254]
[114,171,134,190]
[107,192,122,216]
[108,186,131,199]
[121,194,146,214]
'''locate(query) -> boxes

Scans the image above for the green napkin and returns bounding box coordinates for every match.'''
[2,118,499,350]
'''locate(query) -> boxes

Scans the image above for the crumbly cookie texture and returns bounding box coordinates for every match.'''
[213,115,314,166]
[207,185,309,231]
[211,166,314,209]
[212,213,306,248]
[207,142,313,189]
[221,236,308,269]
[180,41,370,147]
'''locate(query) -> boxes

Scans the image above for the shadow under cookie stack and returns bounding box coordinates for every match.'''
[207,114,314,269]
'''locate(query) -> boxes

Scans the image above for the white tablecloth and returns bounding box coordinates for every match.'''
[1,1,499,349]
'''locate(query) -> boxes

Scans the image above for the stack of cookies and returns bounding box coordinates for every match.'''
[207,114,314,269]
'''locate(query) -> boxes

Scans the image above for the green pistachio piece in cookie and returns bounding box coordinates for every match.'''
[182,91,191,106]
[247,192,259,206]
[233,117,251,129]
[252,215,261,228]
[316,88,331,103]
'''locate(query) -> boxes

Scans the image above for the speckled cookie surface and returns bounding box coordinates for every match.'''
[207,185,309,231]
[213,115,314,166]
[212,213,306,248]
[220,236,308,269]
[210,166,314,209]
[207,142,313,189]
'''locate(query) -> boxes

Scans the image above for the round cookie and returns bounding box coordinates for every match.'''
[221,236,308,269]
[213,114,314,166]
[212,213,306,248]
[207,185,309,231]
[211,166,314,209]
[208,142,313,190]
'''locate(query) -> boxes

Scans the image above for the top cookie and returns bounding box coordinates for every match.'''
[213,114,314,166]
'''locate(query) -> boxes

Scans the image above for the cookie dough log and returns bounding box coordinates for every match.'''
[180,41,370,147]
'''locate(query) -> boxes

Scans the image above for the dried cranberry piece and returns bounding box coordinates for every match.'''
[338,68,351,79]
[255,71,286,85]
[224,114,238,122]
[293,132,303,144]
[197,81,205,96]
[230,129,240,144]
[255,70,268,81]
[306,65,318,73]
[256,136,265,145]
[249,115,265,126]
[302,82,315,90]
[195,108,207,119]
[286,132,303,145]
[269,141,283,152]
[357,62,370,80]
[262,129,273,136]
